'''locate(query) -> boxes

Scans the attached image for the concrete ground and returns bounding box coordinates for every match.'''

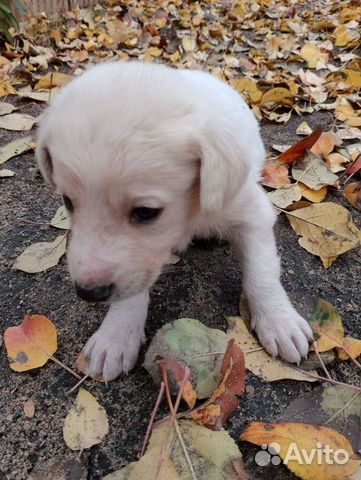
[0,98,360,480]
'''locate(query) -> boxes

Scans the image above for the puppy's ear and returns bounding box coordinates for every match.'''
[198,126,248,214]
[36,143,54,186]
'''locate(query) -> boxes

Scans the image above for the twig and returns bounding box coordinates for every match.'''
[156,365,198,480]
[244,347,264,354]
[313,341,332,379]
[297,369,361,393]
[324,392,361,426]
[50,355,82,380]
[66,373,90,395]
[140,382,165,457]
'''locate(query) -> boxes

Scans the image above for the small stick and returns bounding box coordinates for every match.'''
[297,369,361,393]
[50,355,82,380]
[324,392,361,425]
[66,373,90,395]
[156,366,197,480]
[313,342,332,379]
[140,382,165,457]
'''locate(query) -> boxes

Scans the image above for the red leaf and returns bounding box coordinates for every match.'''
[193,340,245,430]
[276,126,323,164]
[344,153,361,178]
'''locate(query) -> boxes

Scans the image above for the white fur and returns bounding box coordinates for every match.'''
[36,62,313,380]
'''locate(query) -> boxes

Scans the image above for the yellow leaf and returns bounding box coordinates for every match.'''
[4,315,57,372]
[261,87,293,108]
[300,44,328,68]
[310,299,344,352]
[299,183,327,203]
[240,422,360,480]
[50,206,71,230]
[296,122,313,136]
[335,99,361,127]
[335,25,360,47]
[0,136,33,165]
[50,30,62,47]
[63,389,109,450]
[326,153,348,173]
[230,78,262,103]
[35,72,73,90]
[227,316,317,383]
[192,404,221,426]
[12,235,67,273]
[336,336,361,361]
[286,203,361,266]
[0,80,16,97]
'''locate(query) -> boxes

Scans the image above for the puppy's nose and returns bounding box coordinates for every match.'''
[75,283,114,302]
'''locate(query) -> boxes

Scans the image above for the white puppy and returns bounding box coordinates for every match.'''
[36,62,313,381]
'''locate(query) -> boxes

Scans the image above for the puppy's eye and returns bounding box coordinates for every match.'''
[130,207,162,224]
[63,195,74,212]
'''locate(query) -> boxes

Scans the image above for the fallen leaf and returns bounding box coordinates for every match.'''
[276,127,323,164]
[4,315,57,372]
[192,339,245,429]
[0,80,16,97]
[23,399,35,418]
[35,72,73,90]
[326,153,349,173]
[0,168,15,177]
[230,78,262,103]
[227,316,317,383]
[335,25,360,47]
[262,163,291,188]
[160,357,197,409]
[0,103,16,115]
[261,87,293,108]
[336,337,361,361]
[296,122,313,136]
[310,132,335,157]
[0,136,33,165]
[0,113,37,131]
[310,299,344,352]
[240,422,360,480]
[50,206,71,229]
[292,152,338,190]
[299,183,327,203]
[18,89,58,102]
[336,99,361,127]
[104,419,246,480]
[144,318,228,399]
[300,44,328,68]
[344,182,361,211]
[267,185,302,209]
[13,235,67,273]
[344,154,361,178]
[286,203,361,266]
[63,388,109,450]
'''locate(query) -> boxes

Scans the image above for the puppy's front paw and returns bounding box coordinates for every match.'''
[84,325,145,381]
[253,307,314,364]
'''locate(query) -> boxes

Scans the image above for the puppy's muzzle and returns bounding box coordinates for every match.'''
[75,283,114,302]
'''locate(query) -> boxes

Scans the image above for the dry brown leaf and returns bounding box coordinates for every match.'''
[267,185,302,209]
[300,44,328,68]
[227,316,317,383]
[310,132,335,157]
[286,203,361,266]
[13,235,67,273]
[292,152,338,190]
[261,87,293,108]
[262,163,290,189]
[0,113,36,131]
[23,399,35,418]
[343,182,361,211]
[276,127,323,164]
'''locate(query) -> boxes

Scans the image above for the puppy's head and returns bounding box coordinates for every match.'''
[36,63,247,302]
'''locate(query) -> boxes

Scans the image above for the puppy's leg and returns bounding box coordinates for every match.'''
[229,182,313,364]
[84,290,149,381]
